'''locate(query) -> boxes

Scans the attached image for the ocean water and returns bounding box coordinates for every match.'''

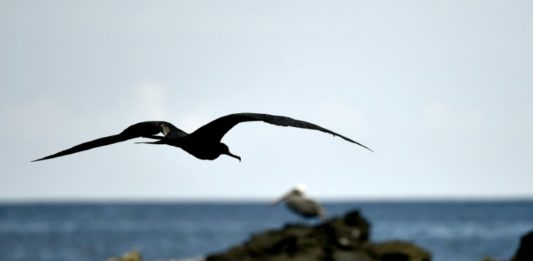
[1,201,532,261]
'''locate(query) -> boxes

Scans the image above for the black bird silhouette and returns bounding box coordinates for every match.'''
[32,112,372,162]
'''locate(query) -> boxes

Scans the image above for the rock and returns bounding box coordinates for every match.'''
[512,231,533,261]
[108,250,143,261]
[206,209,431,261]
[368,241,431,261]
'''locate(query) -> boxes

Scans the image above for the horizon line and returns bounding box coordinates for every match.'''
[1,195,533,204]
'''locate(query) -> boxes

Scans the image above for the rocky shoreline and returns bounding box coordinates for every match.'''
[206,209,429,261]
[109,209,532,261]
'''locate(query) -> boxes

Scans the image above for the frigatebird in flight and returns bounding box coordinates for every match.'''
[33,112,372,162]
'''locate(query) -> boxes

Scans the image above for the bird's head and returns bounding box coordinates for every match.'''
[219,143,241,162]
[273,184,307,205]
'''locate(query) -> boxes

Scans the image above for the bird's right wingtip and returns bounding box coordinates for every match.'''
[354,141,374,153]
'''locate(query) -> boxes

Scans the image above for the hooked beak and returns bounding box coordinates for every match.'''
[226,151,241,162]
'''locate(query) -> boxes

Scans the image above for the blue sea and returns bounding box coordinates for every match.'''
[1,201,532,261]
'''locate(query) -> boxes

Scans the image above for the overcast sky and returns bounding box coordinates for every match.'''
[1,0,532,201]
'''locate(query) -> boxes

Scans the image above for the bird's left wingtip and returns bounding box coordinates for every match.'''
[31,156,49,162]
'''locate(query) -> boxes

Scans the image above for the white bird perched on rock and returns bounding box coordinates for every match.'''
[275,184,326,220]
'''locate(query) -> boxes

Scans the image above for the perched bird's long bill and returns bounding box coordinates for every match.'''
[273,194,288,205]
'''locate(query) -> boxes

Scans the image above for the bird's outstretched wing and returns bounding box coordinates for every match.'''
[32,121,187,162]
[190,113,373,151]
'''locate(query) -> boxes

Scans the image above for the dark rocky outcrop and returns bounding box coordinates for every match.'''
[206,209,431,261]
[107,213,533,261]
[368,241,430,261]
[511,231,533,261]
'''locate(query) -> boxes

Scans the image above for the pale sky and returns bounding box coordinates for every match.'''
[1,0,532,201]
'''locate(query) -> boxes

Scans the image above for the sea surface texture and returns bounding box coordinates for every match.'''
[1,201,532,261]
